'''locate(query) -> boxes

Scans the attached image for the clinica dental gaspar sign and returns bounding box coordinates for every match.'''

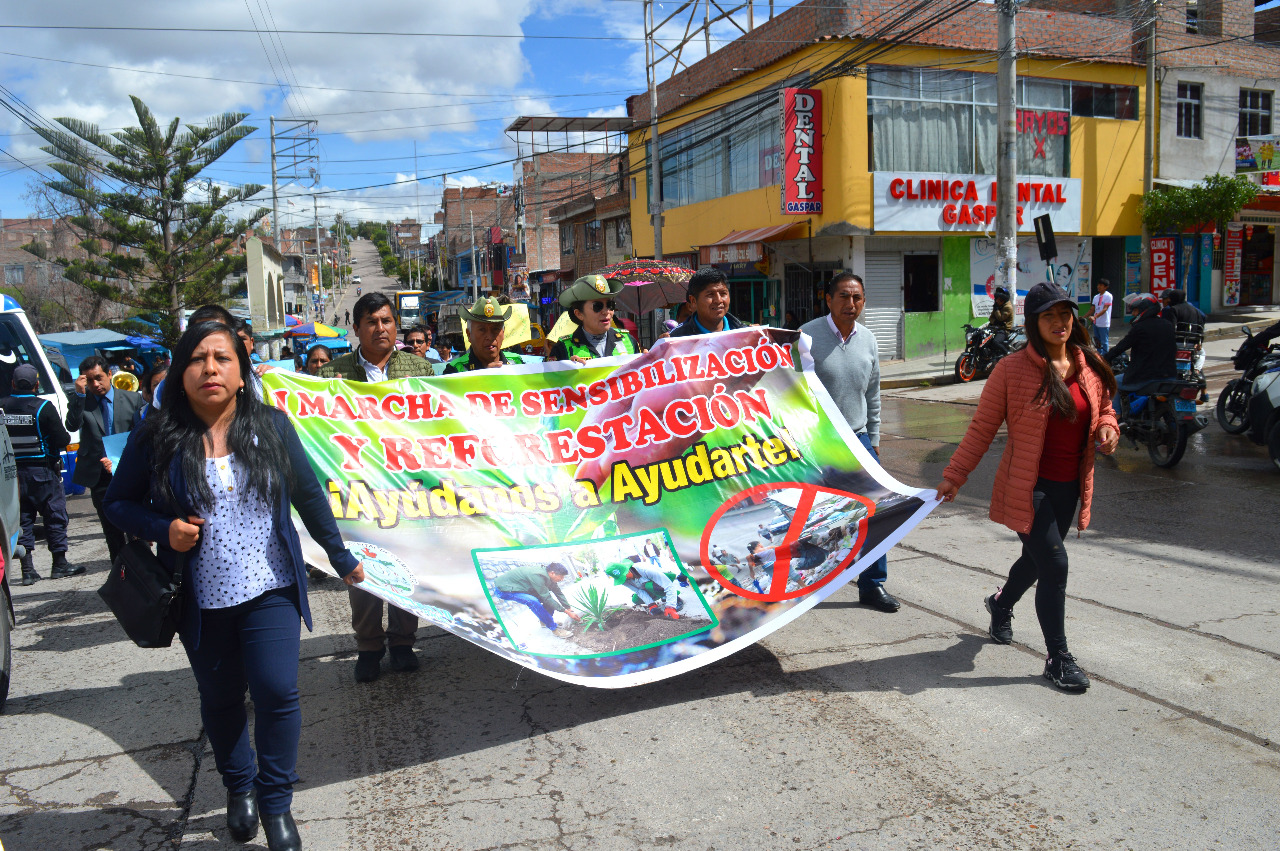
[264,329,937,687]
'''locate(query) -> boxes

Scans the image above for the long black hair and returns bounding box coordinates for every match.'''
[1026,309,1117,419]
[149,321,292,511]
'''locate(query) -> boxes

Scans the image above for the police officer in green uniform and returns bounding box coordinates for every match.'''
[547,274,638,363]
[443,297,527,374]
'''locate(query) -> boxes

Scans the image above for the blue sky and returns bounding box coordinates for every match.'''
[3,0,1278,237]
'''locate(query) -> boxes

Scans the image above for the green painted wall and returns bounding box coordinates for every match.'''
[903,236,974,360]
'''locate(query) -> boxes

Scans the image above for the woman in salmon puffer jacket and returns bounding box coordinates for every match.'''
[935,281,1119,692]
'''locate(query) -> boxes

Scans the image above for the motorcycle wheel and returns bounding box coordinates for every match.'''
[1268,420,1280,473]
[1148,410,1188,468]
[1215,380,1251,435]
[1208,378,1249,432]
[954,352,978,383]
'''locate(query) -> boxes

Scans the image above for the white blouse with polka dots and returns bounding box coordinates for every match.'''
[191,454,294,610]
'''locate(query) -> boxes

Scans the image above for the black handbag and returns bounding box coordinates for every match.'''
[98,540,185,648]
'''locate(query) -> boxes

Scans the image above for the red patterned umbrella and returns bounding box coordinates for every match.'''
[599,259,693,315]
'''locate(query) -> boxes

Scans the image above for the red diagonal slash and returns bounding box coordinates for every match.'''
[699,482,876,602]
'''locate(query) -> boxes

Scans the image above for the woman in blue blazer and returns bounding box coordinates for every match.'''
[105,321,365,851]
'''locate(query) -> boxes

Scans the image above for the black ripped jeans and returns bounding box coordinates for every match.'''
[995,478,1079,657]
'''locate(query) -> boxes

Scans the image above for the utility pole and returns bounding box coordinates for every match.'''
[270,117,280,261]
[470,210,477,300]
[646,0,664,261]
[995,0,1018,302]
[1141,0,1157,291]
[313,195,322,308]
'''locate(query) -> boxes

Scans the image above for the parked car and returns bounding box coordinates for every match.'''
[0,419,25,711]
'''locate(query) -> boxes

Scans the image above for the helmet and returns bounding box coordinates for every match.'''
[1124,292,1159,312]
[994,286,1009,299]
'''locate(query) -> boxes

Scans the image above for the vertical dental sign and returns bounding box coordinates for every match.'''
[782,88,823,214]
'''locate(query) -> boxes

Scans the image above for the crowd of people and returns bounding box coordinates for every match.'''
[15,260,1265,848]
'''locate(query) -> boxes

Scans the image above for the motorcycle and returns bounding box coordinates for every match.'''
[1115,372,1209,468]
[954,324,1023,382]
[1216,325,1280,435]
[1244,362,1280,471]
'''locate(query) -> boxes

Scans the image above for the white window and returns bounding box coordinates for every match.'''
[1239,89,1272,138]
[1176,82,1202,139]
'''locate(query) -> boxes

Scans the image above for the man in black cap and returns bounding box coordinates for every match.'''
[1,364,80,584]
[443,297,526,373]
[548,274,638,362]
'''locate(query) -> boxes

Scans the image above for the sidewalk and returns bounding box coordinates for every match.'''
[880,307,1280,389]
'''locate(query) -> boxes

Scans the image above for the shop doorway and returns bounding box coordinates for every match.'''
[1240,225,1276,306]
[863,252,904,361]
[784,262,842,326]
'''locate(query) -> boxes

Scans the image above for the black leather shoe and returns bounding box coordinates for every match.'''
[49,553,85,579]
[226,789,259,842]
[389,645,419,672]
[858,585,901,613]
[354,649,384,683]
[262,811,302,851]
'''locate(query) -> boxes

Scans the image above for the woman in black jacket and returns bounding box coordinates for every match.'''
[105,321,365,851]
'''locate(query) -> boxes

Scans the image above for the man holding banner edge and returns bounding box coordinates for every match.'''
[319,292,435,683]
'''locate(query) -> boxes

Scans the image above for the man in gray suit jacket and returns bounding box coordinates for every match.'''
[65,355,145,563]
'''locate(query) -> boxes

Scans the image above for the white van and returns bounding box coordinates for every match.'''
[0,296,77,470]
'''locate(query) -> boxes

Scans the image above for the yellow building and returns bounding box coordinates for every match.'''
[627,2,1147,360]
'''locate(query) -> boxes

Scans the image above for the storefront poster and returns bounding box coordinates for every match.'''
[263,330,936,688]
[969,236,1092,323]
[1236,135,1279,172]
[1224,224,1244,307]
[874,173,1083,234]
[782,89,823,214]
[1150,236,1177,295]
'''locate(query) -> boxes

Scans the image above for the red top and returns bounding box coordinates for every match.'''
[1038,372,1090,482]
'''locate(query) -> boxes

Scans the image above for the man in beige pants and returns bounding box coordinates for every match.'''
[319,292,435,682]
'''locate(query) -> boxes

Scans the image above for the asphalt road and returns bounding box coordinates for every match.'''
[1,322,1277,849]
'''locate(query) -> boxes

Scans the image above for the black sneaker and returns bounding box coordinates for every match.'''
[354,649,384,683]
[1043,651,1090,691]
[985,593,1013,644]
[388,645,419,673]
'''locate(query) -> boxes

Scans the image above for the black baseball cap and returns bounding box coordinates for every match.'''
[13,364,39,391]
[1023,281,1075,316]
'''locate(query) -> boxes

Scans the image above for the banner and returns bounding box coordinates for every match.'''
[1149,236,1177,294]
[970,236,1092,324]
[874,173,1083,234]
[782,89,823,214]
[263,330,936,687]
[1224,224,1244,307]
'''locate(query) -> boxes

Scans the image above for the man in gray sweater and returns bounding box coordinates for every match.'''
[798,272,899,613]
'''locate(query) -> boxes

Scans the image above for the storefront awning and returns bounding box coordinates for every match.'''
[702,224,803,265]
[707,224,804,246]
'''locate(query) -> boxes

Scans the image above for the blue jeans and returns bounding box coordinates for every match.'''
[855,433,889,591]
[1093,325,1109,355]
[495,589,558,631]
[182,585,302,815]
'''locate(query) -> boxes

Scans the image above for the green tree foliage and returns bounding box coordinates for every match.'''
[1141,173,1258,237]
[33,96,267,344]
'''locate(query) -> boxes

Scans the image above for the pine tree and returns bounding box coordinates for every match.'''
[33,96,267,344]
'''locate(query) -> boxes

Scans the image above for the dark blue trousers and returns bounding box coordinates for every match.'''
[182,585,302,814]
[17,466,68,553]
[855,433,889,592]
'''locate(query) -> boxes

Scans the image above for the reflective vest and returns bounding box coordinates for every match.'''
[0,395,59,467]
[444,350,526,374]
[558,328,637,361]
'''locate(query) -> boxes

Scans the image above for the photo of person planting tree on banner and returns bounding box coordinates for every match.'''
[261,310,937,687]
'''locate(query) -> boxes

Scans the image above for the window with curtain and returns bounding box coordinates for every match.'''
[868,67,1071,178]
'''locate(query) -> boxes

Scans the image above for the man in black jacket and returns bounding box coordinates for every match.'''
[1105,293,1177,413]
[65,355,145,563]
[1,364,78,584]
[1160,289,1207,331]
[669,269,746,337]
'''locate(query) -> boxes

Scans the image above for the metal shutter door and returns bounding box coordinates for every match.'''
[862,252,903,361]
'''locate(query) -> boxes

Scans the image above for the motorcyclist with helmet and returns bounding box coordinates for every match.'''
[988,287,1015,352]
[1104,292,1178,415]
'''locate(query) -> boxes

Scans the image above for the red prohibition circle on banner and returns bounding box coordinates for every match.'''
[699,481,876,602]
